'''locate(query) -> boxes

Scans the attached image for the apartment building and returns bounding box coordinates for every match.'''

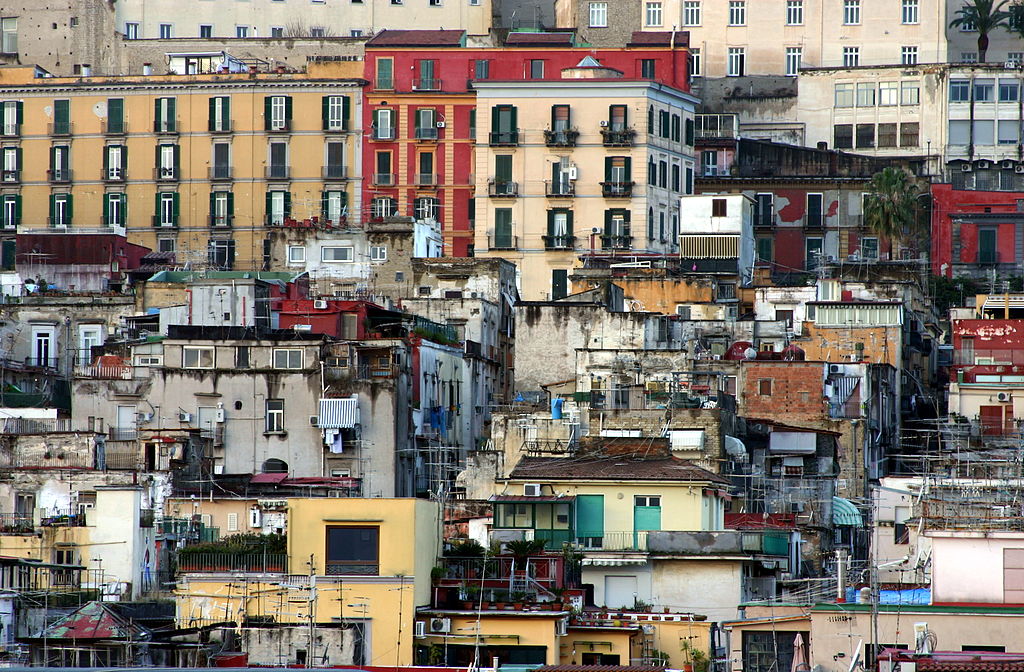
[557,0,946,76]
[0,62,362,270]
[473,61,698,300]
[113,0,491,41]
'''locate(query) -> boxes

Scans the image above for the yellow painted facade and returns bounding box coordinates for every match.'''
[0,63,362,270]
[174,498,440,667]
[800,324,902,366]
[570,269,716,314]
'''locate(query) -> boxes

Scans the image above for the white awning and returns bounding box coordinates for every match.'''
[769,431,817,454]
[319,395,359,428]
[668,429,705,452]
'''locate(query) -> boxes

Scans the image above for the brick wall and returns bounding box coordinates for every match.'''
[740,361,827,423]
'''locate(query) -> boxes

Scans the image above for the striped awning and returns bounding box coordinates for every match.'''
[829,375,860,404]
[832,496,864,527]
[983,296,1024,310]
[678,234,739,259]
[319,395,359,428]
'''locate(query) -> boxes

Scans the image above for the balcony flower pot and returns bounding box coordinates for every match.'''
[513,602,524,610]
[462,601,474,610]
[481,601,491,609]
[496,602,508,609]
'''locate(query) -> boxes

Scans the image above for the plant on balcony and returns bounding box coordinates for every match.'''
[445,538,485,557]
[681,640,710,672]
[504,538,547,562]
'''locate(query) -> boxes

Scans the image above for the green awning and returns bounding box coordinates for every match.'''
[833,496,863,527]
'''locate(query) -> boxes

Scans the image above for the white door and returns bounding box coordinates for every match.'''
[79,325,102,364]
[198,406,218,439]
[604,574,638,609]
[115,405,136,441]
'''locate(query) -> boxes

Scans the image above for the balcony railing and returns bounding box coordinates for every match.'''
[356,364,397,379]
[415,127,439,141]
[322,165,348,180]
[48,168,72,183]
[805,215,824,229]
[108,426,138,442]
[265,166,289,180]
[601,127,635,146]
[544,129,579,147]
[543,234,576,250]
[208,120,232,133]
[375,78,394,90]
[103,167,125,182]
[152,215,178,228]
[489,234,518,250]
[977,250,1001,265]
[208,166,232,180]
[154,167,177,181]
[0,513,34,533]
[105,450,143,470]
[74,362,133,379]
[416,173,439,187]
[102,119,127,135]
[1,169,18,183]
[40,509,86,527]
[1,123,20,137]
[209,215,234,227]
[372,129,396,141]
[488,179,518,197]
[178,553,287,573]
[25,356,59,368]
[489,130,520,146]
[267,120,291,133]
[545,180,575,197]
[374,172,396,186]
[570,530,649,551]
[412,78,442,91]
[154,120,179,134]
[600,181,633,197]
[601,234,633,250]
[48,122,73,136]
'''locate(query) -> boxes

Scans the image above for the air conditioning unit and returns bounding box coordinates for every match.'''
[829,364,842,374]
[599,120,609,127]
[1015,165,1024,174]
[555,618,568,636]
[1002,159,1015,169]
[524,483,542,497]
[313,299,328,309]
[429,618,451,634]
[179,412,192,423]
[961,163,973,172]
[215,408,225,423]
[998,392,1012,402]
[977,160,992,169]
[137,412,154,424]
[309,415,319,426]
[414,621,427,638]
[436,121,446,128]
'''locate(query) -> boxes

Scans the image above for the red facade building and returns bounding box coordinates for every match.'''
[361,29,691,256]
[930,183,1024,278]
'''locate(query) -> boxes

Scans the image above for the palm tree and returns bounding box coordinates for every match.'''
[950,0,1011,62]
[863,167,924,247]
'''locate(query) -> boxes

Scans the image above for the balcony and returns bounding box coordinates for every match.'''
[601,127,636,146]
[177,553,287,573]
[267,120,291,133]
[545,180,575,197]
[601,234,632,250]
[600,181,633,197]
[154,120,178,134]
[805,215,824,229]
[103,167,125,182]
[74,362,133,379]
[435,555,571,595]
[1,122,20,137]
[47,168,72,183]
[415,126,439,141]
[48,122,73,136]
[154,167,177,181]
[489,234,518,250]
[41,509,87,528]
[695,113,739,140]
[1,216,18,229]
[0,513,34,533]
[415,173,439,187]
[265,166,290,180]
[209,215,233,228]
[489,130,520,146]
[412,78,442,91]
[372,129,396,141]
[647,530,790,556]
[374,172,396,186]
[322,165,348,180]
[977,250,1001,265]
[544,129,579,147]
[102,119,127,135]
[375,78,394,90]
[105,450,143,470]
[543,234,576,250]
[208,166,232,181]
[108,426,138,442]
[1,169,18,183]
[152,215,178,228]
[356,363,397,379]
[208,120,232,134]
[488,179,518,197]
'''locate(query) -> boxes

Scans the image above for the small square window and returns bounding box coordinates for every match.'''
[758,379,773,395]
[273,348,303,369]
[183,346,214,369]
[370,246,387,261]
[287,246,305,264]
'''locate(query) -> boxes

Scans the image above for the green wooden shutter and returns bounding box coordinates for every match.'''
[15,101,22,125]
[167,98,176,130]
[227,192,234,216]
[120,194,126,223]
[510,106,517,134]
[172,192,180,223]
[321,190,329,218]
[223,97,230,129]
[604,209,612,236]
[685,118,695,145]
[623,157,632,180]
[490,105,501,138]
[284,191,292,218]
[208,96,216,131]
[48,194,55,226]
[13,194,21,225]
[49,146,56,173]
[634,501,662,531]
[604,156,612,181]
[342,95,350,129]
[66,194,73,221]
[102,147,108,174]
[546,209,554,237]
[575,495,604,539]
[566,209,574,236]
[284,96,293,124]
[209,191,216,217]
[155,192,161,217]
[173,145,180,173]
[154,144,161,172]
[1,239,14,270]
[103,194,109,224]
[14,147,21,171]
[264,96,273,130]
[108,98,123,132]
[119,144,127,171]
[469,109,476,140]
[495,155,512,182]
[322,96,330,130]
[265,191,272,220]
[154,99,162,129]
[552,161,560,187]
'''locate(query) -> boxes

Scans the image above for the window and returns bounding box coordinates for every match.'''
[159,23,172,39]
[672,164,681,192]
[645,1,663,26]
[900,122,919,147]
[199,24,213,38]
[371,197,397,218]
[1,146,18,183]
[641,59,656,78]
[786,0,803,25]
[156,192,179,227]
[806,193,824,226]
[998,119,1019,145]
[879,81,898,106]
[125,22,139,40]
[491,105,518,144]
[728,0,745,25]
[211,143,230,180]
[265,399,284,432]
[157,143,179,179]
[158,238,175,253]
[843,0,860,24]
[370,245,387,261]
[183,346,214,369]
[209,96,230,132]
[856,83,875,106]
[326,526,379,575]
[961,52,978,63]
[104,193,126,226]
[415,107,438,140]
[154,97,176,133]
[273,348,303,369]
[1,194,19,228]
[589,2,608,27]
[635,495,661,507]
[843,47,860,67]
[236,25,249,38]
[684,1,701,26]
[901,81,920,105]
[414,197,440,220]
[758,379,773,395]
[861,237,879,260]
[322,190,346,222]
[959,15,977,31]
[265,95,291,131]
[900,46,918,65]
[690,48,701,76]
[902,0,918,23]
[712,198,727,217]
[529,59,544,79]
[975,79,995,102]
[878,123,898,147]
[1,100,21,137]
[1001,81,1020,102]
[757,237,773,262]
[372,108,394,140]
[375,151,393,185]
[210,191,233,226]
[834,124,853,148]
[1,18,16,52]
[271,26,284,37]
[52,99,70,135]
[416,59,438,90]
[835,83,854,107]
[376,57,394,89]
[785,47,802,76]
[856,123,875,148]
[474,59,490,80]
[322,246,354,262]
[323,95,349,131]
[287,246,305,264]
[727,48,745,77]
[266,190,290,225]
[1009,52,1024,66]
[950,79,970,102]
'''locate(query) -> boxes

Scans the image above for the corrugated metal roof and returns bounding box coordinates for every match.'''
[35,601,149,641]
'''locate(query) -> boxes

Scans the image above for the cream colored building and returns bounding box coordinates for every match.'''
[0,62,362,270]
[472,72,698,301]
[113,0,491,40]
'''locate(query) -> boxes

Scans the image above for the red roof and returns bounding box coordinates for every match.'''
[250,472,288,484]
[628,31,688,47]
[509,455,731,484]
[366,29,465,47]
[505,32,574,46]
[918,662,1024,672]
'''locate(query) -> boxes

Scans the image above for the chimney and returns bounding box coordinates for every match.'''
[142,63,152,76]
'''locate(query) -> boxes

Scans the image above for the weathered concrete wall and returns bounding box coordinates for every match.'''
[241,625,356,667]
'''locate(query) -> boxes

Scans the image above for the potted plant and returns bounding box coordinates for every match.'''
[549,587,566,610]
[511,591,527,610]
[505,538,547,563]
[463,584,480,610]
[681,640,710,672]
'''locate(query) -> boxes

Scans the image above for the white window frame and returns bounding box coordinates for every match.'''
[326,96,346,131]
[683,1,701,26]
[901,81,920,105]
[727,47,745,77]
[728,0,745,26]
[786,0,803,25]
[843,46,860,67]
[125,22,139,40]
[265,399,284,433]
[843,0,860,25]
[53,193,70,226]
[322,246,354,262]
[158,192,176,226]
[901,0,918,24]
[901,46,918,65]
[269,190,286,225]
[861,237,879,260]
[182,346,214,369]
[159,144,175,178]
[287,245,305,264]
[273,348,303,369]
[269,95,287,131]
[689,48,701,77]
[324,190,346,222]
[374,108,394,140]
[589,2,608,27]
[106,193,124,226]
[370,245,387,261]
[159,23,172,39]
[878,81,898,106]
[235,25,249,38]
[645,1,663,27]
[785,47,802,76]
[1,17,16,52]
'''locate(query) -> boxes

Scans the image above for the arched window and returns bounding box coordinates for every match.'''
[261,458,288,473]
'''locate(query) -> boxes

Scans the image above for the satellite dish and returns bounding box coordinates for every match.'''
[744,347,758,360]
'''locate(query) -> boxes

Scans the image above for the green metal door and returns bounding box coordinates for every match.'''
[575,494,604,546]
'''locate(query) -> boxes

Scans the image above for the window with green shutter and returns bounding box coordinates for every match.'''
[322,190,347,223]
[52,99,70,135]
[493,208,513,249]
[209,96,231,132]
[0,239,14,270]
[155,192,178,227]
[490,105,518,145]
[155,97,176,133]
[106,98,125,134]
[104,193,126,227]
[50,193,72,227]
[1,194,19,229]
[210,191,234,227]
[265,95,291,131]
[323,95,348,132]
[1,101,23,136]
[685,118,695,145]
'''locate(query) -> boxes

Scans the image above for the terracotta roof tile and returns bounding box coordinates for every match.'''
[366,29,465,47]
[628,31,688,47]
[509,455,730,484]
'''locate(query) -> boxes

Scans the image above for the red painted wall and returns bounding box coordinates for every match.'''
[931,183,1024,276]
